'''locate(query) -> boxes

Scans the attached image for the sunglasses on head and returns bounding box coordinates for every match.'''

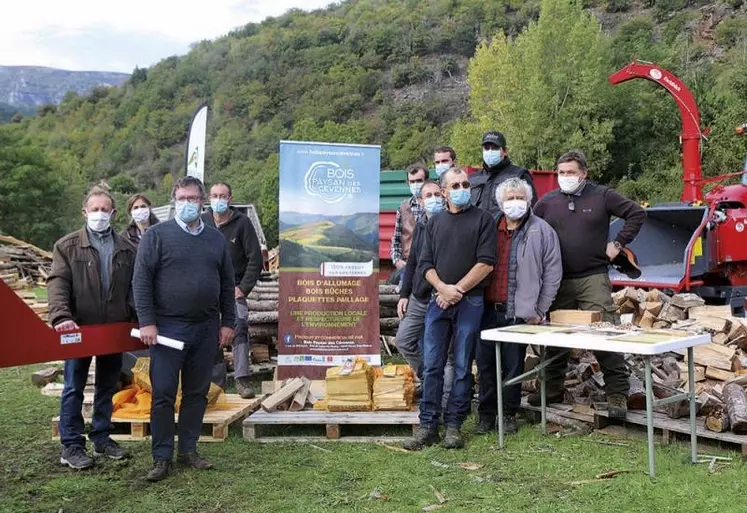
[447,181,471,190]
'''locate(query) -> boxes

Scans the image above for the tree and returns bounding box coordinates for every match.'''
[452,0,614,173]
[0,127,71,248]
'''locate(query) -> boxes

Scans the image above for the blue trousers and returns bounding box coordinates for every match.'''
[149,317,219,462]
[420,295,484,429]
[59,353,122,448]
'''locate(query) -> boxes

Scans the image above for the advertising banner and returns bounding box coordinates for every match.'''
[185,103,207,182]
[277,140,381,379]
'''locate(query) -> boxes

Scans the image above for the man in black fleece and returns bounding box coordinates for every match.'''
[402,168,496,451]
[533,150,646,418]
[470,131,537,217]
[133,176,236,482]
[202,182,263,399]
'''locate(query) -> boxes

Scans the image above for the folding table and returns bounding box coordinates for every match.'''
[480,324,711,477]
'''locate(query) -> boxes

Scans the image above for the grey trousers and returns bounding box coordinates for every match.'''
[233,297,252,380]
[395,294,454,408]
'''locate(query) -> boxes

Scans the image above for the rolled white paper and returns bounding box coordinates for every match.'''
[130,329,185,351]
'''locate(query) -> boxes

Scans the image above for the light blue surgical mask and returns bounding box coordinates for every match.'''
[449,189,471,208]
[175,201,201,223]
[211,198,229,214]
[435,163,450,177]
[483,149,503,168]
[409,183,423,197]
[424,196,445,215]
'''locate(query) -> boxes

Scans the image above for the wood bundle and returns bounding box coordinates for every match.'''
[251,344,271,363]
[0,235,52,288]
[372,364,415,411]
[261,377,314,412]
[325,359,374,411]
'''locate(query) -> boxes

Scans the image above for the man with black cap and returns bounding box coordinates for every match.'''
[470,131,537,217]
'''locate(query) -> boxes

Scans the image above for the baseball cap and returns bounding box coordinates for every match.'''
[482,131,507,148]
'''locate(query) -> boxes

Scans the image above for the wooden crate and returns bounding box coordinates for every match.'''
[243,410,419,443]
[593,408,747,456]
[52,394,261,442]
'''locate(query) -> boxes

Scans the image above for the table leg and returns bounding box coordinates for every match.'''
[688,346,697,464]
[496,342,504,449]
[644,356,655,478]
[540,346,546,435]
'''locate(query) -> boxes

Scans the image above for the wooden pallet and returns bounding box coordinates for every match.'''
[243,410,419,443]
[52,394,261,442]
[594,408,747,455]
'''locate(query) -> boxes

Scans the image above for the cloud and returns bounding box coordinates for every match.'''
[0,0,336,72]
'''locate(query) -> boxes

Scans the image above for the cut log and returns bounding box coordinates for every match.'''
[289,378,312,411]
[249,324,278,338]
[684,344,735,371]
[723,383,747,434]
[711,332,729,345]
[247,311,279,324]
[638,310,656,329]
[612,289,626,306]
[645,289,663,303]
[624,287,645,304]
[728,319,747,342]
[627,375,646,410]
[670,293,705,309]
[618,299,638,314]
[652,320,671,329]
[694,316,731,334]
[245,300,279,312]
[705,405,730,433]
[705,367,735,382]
[659,303,687,322]
[549,310,601,325]
[643,302,663,317]
[698,392,724,417]
[261,378,304,412]
[688,305,732,320]
[661,356,681,377]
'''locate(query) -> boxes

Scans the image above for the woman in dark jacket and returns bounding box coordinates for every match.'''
[121,193,159,246]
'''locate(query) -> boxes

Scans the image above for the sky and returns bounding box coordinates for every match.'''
[1,0,335,73]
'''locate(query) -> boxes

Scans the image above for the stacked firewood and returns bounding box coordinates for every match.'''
[0,235,52,289]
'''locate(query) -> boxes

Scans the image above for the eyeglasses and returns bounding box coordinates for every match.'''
[448,181,471,190]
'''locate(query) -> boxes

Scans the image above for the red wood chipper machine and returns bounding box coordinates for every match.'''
[608,60,747,315]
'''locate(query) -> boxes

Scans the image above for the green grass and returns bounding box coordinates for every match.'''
[1,365,746,513]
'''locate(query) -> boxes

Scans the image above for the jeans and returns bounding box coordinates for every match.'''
[233,297,252,379]
[150,317,219,462]
[59,353,122,448]
[420,294,484,429]
[476,305,526,417]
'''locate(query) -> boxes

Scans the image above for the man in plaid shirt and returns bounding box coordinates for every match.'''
[390,165,428,272]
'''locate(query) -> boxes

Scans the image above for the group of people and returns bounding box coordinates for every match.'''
[49,177,263,481]
[392,132,646,450]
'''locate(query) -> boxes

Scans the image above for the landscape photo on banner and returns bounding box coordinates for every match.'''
[277,141,381,379]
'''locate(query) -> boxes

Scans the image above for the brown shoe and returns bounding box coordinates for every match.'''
[146,461,170,482]
[177,452,214,470]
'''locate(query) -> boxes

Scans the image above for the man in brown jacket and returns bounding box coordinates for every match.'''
[48,186,137,469]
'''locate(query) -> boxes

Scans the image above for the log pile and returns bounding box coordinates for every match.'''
[0,234,52,288]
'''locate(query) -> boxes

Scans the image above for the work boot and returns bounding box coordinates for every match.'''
[607,393,628,419]
[474,415,496,435]
[527,389,565,407]
[177,452,214,470]
[235,377,256,399]
[402,426,440,451]
[60,445,94,470]
[93,440,128,460]
[442,427,465,449]
[502,413,519,435]
[146,461,171,482]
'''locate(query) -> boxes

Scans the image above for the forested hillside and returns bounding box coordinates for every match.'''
[3,0,747,249]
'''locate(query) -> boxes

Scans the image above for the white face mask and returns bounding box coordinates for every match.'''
[86,211,111,232]
[131,207,150,223]
[502,199,528,220]
[558,176,584,194]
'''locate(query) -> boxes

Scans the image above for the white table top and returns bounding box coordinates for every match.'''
[480,324,711,356]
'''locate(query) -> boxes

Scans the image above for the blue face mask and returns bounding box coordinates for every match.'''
[424,196,445,215]
[175,201,201,223]
[211,198,229,214]
[409,183,423,197]
[449,188,471,208]
[435,163,450,177]
[483,149,503,168]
